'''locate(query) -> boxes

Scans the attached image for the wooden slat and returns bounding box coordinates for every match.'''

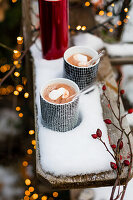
[110,56,133,65]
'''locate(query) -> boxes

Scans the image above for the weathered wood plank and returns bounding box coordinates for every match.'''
[110,56,133,65]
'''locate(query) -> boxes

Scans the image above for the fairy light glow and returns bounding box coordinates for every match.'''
[19,113,23,118]
[117,21,122,26]
[29,187,34,192]
[107,12,112,17]
[16,85,23,92]
[25,179,31,186]
[17,36,23,44]
[111,3,114,7]
[14,90,19,96]
[41,196,48,200]
[16,106,21,111]
[99,10,104,16]
[29,130,35,135]
[76,25,81,30]
[25,190,30,196]
[24,92,29,98]
[126,15,130,19]
[81,26,86,31]
[85,1,90,7]
[23,161,28,167]
[27,149,33,155]
[13,60,19,65]
[109,28,114,32]
[32,140,36,145]
[124,8,128,12]
[12,0,17,3]
[53,192,58,198]
[14,71,20,77]
[32,193,38,199]
[24,197,29,200]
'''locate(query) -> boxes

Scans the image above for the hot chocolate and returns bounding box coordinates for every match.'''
[67,53,92,67]
[43,83,76,104]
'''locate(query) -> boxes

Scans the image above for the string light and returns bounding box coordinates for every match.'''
[12,0,17,3]
[23,161,28,167]
[107,12,112,17]
[29,187,34,192]
[25,190,30,196]
[16,106,21,111]
[14,71,20,77]
[124,8,128,12]
[14,90,19,96]
[124,19,128,23]
[16,64,21,69]
[42,196,47,200]
[126,15,130,19]
[32,140,36,145]
[27,149,33,155]
[25,179,31,186]
[16,85,23,92]
[81,26,86,31]
[17,36,23,44]
[99,10,104,16]
[29,130,35,135]
[24,197,29,200]
[13,60,19,65]
[19,113,23,118]
[13,50,21,59]
[85,1,90,7]
[68,25,70,29]
[0,64,10,73]
[109,28,114,32]
[76,25,81,30]
[53,192,58,198]
[24,92,29,98]
[32,193,38,199]
[117,21,122,26]
[111,3,114,7]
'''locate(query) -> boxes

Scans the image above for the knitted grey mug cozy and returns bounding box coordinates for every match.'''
[63,46,100,90]
[40,78,80,132]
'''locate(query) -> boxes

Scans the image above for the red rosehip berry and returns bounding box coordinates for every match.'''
[111,144,116,149]
[119,141,123,150]
[96,129,102,138]
[123,160,130,166]
[104,119,112,124]
[110,162,117,170]
[128,108,133,114]
[120,89,125,95]
[120,155,123,160]
[102,85,106,91]
[91,134,98,139]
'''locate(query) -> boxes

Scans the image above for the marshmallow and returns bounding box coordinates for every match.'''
[73,54,88,63]
[49,87,69,100]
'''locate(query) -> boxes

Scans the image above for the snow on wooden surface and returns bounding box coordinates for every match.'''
[30,40,113,176]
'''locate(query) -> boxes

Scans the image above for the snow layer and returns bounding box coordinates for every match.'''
[92,178,133,200]
[105,43,133,57]
[121,65,133,105]
[30,40,113,176]
[73,33,104,51]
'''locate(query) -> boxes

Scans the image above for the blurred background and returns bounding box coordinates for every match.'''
[0,0,133,200]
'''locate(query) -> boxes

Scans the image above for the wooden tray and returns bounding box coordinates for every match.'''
[33,55,133,190]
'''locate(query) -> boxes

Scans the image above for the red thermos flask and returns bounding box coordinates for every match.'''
[38,0,69,60]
